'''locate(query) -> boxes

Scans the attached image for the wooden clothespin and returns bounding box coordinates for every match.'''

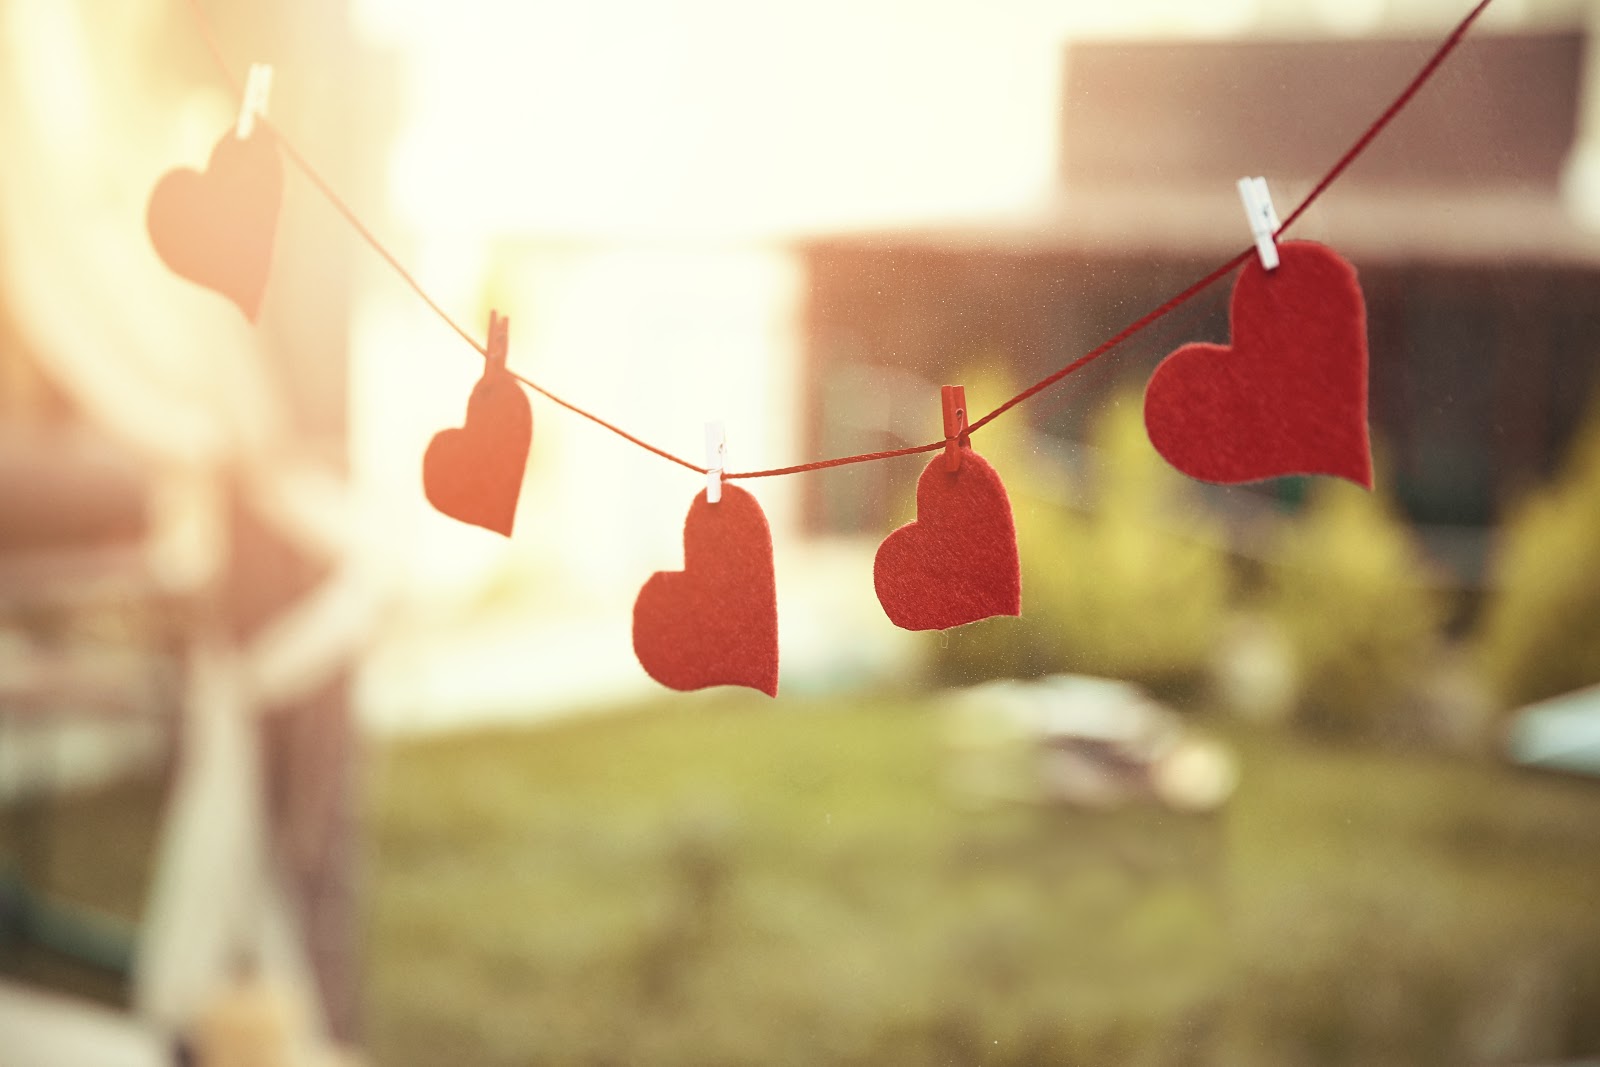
[1237,176,1280,271]
[236,63,273,140]
[486,310,510,368]
[942,385,968,472]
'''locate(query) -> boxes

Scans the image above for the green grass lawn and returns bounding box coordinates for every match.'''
[365,694,1600,1067]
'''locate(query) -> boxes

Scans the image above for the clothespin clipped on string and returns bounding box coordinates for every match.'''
[942,385,969,472]
[236,63,274,140]
[486,309,510,368]
[1237,176,1280,271]
[705,421,726,503]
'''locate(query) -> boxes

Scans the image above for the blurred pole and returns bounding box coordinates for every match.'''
[1562,0,1600,227]
[210,0,382,1040]
[224,486,359,1043]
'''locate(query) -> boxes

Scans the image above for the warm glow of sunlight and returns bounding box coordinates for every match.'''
[361,1,1063,238]
[341,0,1510,718]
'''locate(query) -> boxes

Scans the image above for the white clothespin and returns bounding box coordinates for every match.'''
[705,421,725,503]
[1237,176,1280,271]
[236,63,273,140]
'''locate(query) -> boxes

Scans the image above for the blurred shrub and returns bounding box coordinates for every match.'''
[932,373,1230,698]
[1260,476,1443,737]
[1477,401,1600,709]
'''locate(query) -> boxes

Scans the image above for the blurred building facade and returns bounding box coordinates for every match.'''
[799,16,1600,587]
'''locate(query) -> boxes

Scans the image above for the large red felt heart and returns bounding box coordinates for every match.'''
[422,366,533,537]
[874,448,1021,631]
[147,128,283,322]
[633,485,779,696]
[1143,240,1372,488]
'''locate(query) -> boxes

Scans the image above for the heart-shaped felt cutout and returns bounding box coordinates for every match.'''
[147,127,284,322]
[1144,240,1372,488]
[874,448,1021,631]
[633,484,779,696]
[422,366,533,537]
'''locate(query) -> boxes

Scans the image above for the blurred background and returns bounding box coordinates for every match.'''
[3,0,1600,1063]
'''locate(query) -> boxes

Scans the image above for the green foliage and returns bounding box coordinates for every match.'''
[1478,402,1600,709]
[1041,390,1232,693]
[1261,477,1443,737]
[932,373,1230,697]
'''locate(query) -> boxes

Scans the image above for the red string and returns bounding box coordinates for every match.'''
[181,0,711,476]
[180,0,1495,482]
[1276,0,1495,235]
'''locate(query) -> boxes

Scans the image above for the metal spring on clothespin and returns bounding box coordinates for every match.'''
[1237,176,1280,271]
[236,63,273,140]
[705,422,725,503]
[942,385,968,472]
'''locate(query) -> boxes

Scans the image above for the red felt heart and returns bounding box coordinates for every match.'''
[1143,240,1372,488]
[422,365,533,537]
[147,128,284,322]
[633,484,779,696]
[874,448,1021,631]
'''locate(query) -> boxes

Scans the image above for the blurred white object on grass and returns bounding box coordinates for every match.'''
[1505,684,1600,779]
[944,674,1239,813]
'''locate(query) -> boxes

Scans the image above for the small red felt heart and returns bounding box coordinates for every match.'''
[633,485,779,696]
[1144,240,1372,488]
[874,448,1021,631]
[422,366,533,537]
[147,128,284,322]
